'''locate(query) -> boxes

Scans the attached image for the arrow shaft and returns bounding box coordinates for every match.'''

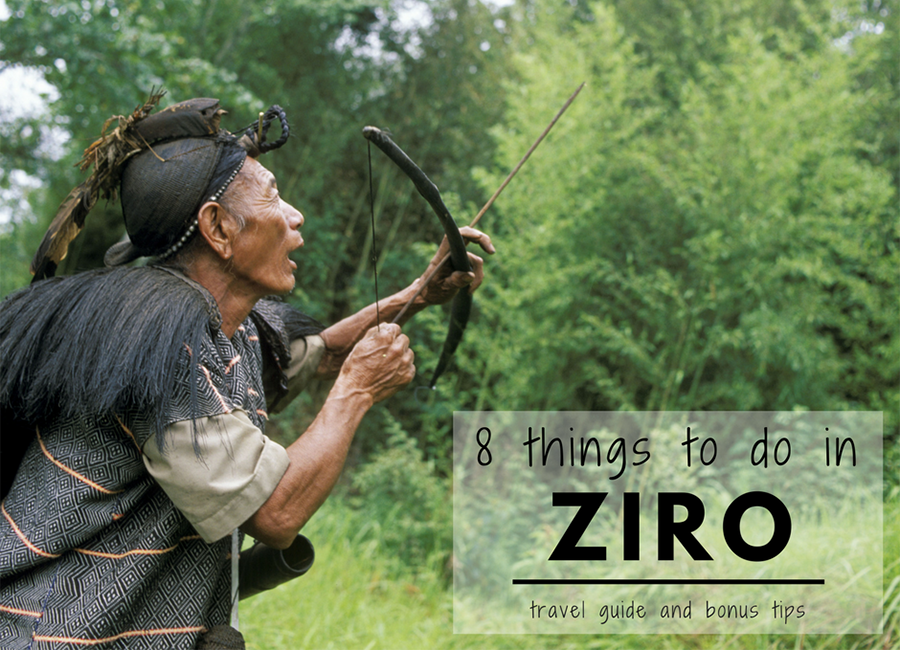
[392,81,585,325]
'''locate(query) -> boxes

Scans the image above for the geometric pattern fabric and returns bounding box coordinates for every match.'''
[1,303,269,649]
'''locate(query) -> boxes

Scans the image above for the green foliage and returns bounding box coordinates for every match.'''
[241,497,452,650]
[607,0,841,107]
[348,416,452,576]
[0,210,44,296]
[1,0,385,281]
[458,1,898,445]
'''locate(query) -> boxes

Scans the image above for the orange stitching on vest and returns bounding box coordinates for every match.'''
[1,502,61,559]
[36,428,123,495]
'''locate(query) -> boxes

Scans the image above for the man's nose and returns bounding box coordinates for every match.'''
[286,201,304,228]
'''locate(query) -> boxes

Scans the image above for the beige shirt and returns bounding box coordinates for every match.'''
[142,334,326,543]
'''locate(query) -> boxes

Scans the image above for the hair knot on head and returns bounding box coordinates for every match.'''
[238,105,290,158]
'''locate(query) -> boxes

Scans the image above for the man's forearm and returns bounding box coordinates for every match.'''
[242,324,414,548]
[316,283,425,378]
[239,381,373,548]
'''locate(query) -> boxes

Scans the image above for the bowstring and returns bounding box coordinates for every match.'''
[367,140,381,327]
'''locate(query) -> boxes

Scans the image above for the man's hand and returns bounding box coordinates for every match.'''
[415,226,495,306]
[314,226,495,379]
[333,323,415,404]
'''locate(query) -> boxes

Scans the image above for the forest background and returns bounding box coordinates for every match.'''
[1,0,897,648]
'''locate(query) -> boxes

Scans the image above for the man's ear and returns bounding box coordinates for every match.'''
[197,202,240,260]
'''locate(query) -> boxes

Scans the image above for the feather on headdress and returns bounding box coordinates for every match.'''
[30,92,228,281]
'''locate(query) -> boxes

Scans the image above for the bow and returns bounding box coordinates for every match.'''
[362,81,585,390]
[362,126,472,389]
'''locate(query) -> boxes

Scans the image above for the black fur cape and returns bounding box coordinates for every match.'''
[0,265,324,498]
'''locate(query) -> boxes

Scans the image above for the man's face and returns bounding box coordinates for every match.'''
[223,157,304,297]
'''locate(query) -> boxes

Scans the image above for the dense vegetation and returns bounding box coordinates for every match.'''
[1,0,896,646]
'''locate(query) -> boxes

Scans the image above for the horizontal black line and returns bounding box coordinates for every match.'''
[512,579,825,585]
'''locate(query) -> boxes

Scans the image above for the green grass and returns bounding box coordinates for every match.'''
[241,498,899,650]
[240,503,451,649]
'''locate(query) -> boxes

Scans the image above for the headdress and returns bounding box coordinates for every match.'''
[29,91,290,281]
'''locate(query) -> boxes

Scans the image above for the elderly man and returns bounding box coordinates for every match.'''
[0,97,492,648]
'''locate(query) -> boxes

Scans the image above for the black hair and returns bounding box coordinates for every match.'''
[0,267,218,432]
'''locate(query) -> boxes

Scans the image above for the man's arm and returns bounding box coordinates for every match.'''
[240,323,414,548]
[315,226,494,378]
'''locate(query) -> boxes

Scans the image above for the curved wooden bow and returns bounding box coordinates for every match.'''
[362,82,585,390]
[362,126,472,389]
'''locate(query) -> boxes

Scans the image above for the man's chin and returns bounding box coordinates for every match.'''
[263,279,295,297]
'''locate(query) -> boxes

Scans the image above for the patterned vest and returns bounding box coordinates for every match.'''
[1,312,269,649]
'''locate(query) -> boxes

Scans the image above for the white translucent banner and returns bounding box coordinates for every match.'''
[453,412,883,634]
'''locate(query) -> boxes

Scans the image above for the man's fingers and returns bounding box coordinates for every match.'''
[467,251,485,292]
[374,325,412,363]
[369,322,401,340]
[446,271,474,289]
[435,227,495,260]
[444,251,484,294]
[393,331,411,354]
[420,226,492,305]
[458,226,495,255]
[403,348,416,381]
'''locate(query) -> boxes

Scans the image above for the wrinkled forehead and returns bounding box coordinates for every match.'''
[232,157,277,195]
[222,156,278,204]
[243,156,275,182]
